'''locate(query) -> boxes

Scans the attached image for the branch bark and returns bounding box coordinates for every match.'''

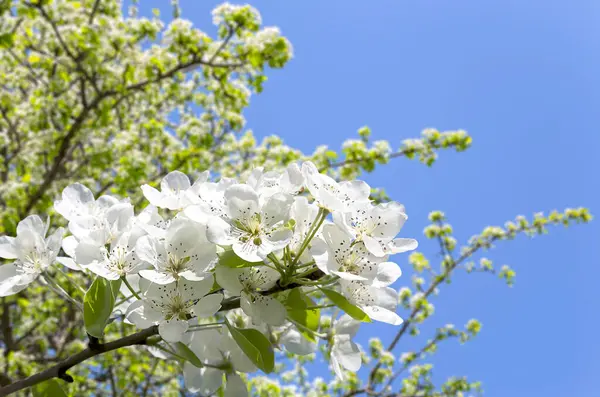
[0,326,158,397]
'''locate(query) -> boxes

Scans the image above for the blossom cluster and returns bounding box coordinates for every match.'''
[0,161,416,395]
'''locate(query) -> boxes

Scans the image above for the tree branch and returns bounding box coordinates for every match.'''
[0,267,320,396]
[0,326,158,397]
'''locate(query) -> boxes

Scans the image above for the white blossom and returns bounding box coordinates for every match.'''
[137,218,217,285]
[206,184,293,262]
[126,276,222,342]
[334,201,418,257]
[184,328,255,395]
[216,265,286,326]
[340,281,403,325]
[0,216,63,297]
[331,314,361,380]
[141,171,208,211]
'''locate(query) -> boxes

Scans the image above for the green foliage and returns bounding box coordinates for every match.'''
[321,288,371,323]
[33,379,68,397]
[83,277,120,338]
[219,248,263,268]
[0,1,592,396]
[171,342,204,368]
[284,289,320,342]
[226,320,275,374]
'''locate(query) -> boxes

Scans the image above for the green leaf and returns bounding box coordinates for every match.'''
[285,289,320,342]
[33,379,67,397]
[285,288,308,310]
[172,342,203,368]
[0,33,14,49]
[225,320,274,373]
[84,276,118,338]
[321,288,371,323]
[218,248,262,268]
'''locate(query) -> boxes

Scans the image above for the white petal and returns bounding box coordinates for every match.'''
[243,292,286,326]
[0,236,17,259]
[334,314,360,337]
[46,227,64,254]
[363,305,403,325]
[17,215,46,236]
[0,264,27,297]
[333,335,361,372]
[74,242,105,266]
[369,202,407,239]
[215,266,244,295]
[332,271,368,281]
[280,329,317,355]
[224,373,248,397]
[141,185,165,207]
[161,171,191,194]
[184,365,223,394]
[125,300,160,328]
[189,171,210,195]
[301,162,343,211]
[104,203,134,234]
[372,262,402,288]
[56,257,83,271]
[281,163,304,194]
[261,193,293,227]
[225,184,260,221]
[388,238,418,254]
[87,262,120,280]
[159,319,189,342]
[206,217,234,245]
[232,239,262,263]
[61,236,78,258]
[310,236,333,275]
[363,235,386,257]
[193,294,223,318]
[54,183,94,220]
[179,277,214,303]
[339,180,371,208]
[135,236,167,269]
[331,353,344,380]
[376,286,400,311]
[261,228,292,253]
[183,204,210,223]
[138,269,176,285]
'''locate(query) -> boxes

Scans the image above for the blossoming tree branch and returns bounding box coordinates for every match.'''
[0,1,592,397]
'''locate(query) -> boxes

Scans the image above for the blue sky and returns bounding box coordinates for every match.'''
[146,1,600,395]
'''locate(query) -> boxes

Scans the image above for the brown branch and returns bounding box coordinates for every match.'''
[0,326,159,397]
[0,267,319,396]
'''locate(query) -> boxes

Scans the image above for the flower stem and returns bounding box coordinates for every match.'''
[290,207,329,268]
[40,274,83,310]
[121,277,141,300]
[54,267,86,295]
[186,322,225,332]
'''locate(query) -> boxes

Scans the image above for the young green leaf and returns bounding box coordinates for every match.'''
[84,276,118,338]
[171,342,204,368]
[285,288,320,342]
[225,320,274,373]
[33,379,67,397]
[218,248,263,268]
[321,288,371,323]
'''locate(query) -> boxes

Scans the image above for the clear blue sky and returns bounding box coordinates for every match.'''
[146,1,600,395]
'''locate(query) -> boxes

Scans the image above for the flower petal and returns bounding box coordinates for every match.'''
[224,373,248,397]
[193,294,223,318]
[159,319,189,343]
[0,236,17,259]
[138,269,176,285]
[0,263,28,297]
[372,262,402,288]
[388,238,418,254]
